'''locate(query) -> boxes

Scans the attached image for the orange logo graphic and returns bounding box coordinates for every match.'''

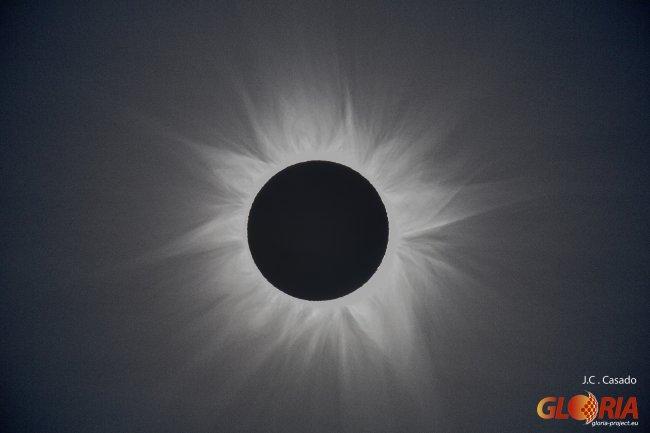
[537,391,638,425]
[567,391,599,424]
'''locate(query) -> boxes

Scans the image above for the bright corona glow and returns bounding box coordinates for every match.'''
[149,77,529,416]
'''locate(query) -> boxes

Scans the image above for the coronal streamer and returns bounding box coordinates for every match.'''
[146,64,529,428]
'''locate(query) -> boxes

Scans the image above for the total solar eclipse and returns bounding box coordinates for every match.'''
[247,161,389,301]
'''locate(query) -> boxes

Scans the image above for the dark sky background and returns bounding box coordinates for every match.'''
[1,1,648,432]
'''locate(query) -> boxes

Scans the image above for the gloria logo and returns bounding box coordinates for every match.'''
[537,391,638,426]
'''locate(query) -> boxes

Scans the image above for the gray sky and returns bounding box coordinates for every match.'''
[2,1,648,432]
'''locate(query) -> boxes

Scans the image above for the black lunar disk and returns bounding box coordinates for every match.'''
[247,161,389,301]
